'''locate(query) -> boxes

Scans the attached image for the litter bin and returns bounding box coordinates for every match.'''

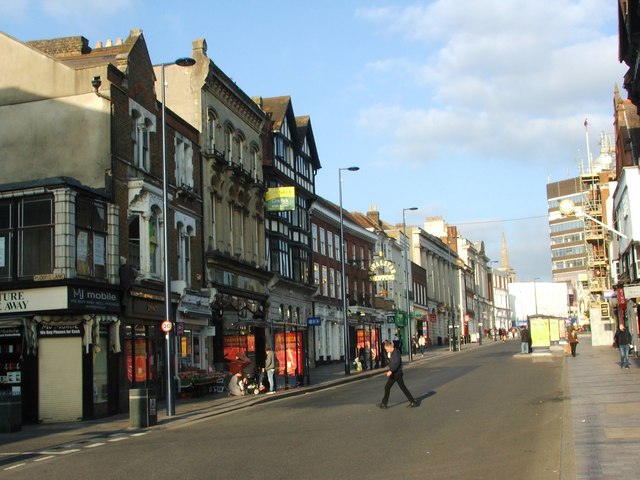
[129,388,157,428]
[0,391,21,433]
[437,336,443,346]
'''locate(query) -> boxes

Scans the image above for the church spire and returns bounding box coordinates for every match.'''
[499,232,516,282]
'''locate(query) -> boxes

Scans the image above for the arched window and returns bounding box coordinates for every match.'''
[149,207,162,276]
[177,223,193,284]
[225,126,234,164]
[207,110,217,153]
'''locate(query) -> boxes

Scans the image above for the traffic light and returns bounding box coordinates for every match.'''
[600,302,610,318]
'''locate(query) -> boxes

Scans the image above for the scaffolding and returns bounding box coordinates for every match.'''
[579,131,615,304]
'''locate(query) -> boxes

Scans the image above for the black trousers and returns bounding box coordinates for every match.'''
[381,373,415,405]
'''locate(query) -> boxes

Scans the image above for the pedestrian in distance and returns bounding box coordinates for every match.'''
[520,326,531,354]
[418,334,426,356]
[377,340,418,409]
[614,323,633,369]
[568,324,579,357]
[263,346,277,394]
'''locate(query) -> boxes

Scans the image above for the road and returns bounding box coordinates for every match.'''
[0,341,566,480]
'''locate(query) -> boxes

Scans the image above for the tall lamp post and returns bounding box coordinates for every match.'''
[339,166,359,375]
[533,277,540,316]
[161,57,195,417]
[403,207,418,362]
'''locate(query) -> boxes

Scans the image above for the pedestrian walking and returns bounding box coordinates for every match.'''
[520,326,531,354]
[418,334,426,356]
[614,323,633,369]
[568,324,579,357]
[377,340,418,409]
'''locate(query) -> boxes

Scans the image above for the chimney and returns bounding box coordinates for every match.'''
[366,205,380,226]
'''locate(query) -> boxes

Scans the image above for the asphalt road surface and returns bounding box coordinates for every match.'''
[0,341,566,480]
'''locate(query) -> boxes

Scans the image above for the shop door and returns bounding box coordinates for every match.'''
[39,337,82,423]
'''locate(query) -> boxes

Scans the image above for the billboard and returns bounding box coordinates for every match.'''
[266,186,295,212]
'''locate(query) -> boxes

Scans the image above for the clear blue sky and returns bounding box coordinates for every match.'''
[2,0,626,281]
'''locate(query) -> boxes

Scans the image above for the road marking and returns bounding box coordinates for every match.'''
[85,443,105,449]
[34,456,54,462]
[4,463,26,470]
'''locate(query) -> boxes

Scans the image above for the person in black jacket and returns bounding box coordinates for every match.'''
[614,323,633,369]
[377,340,418,409]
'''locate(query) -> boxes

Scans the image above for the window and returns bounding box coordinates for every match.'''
[207,111,216,153]
[0,203,11,280]
[149,208,161,276]
[129,101,156,171]
[128,216,141,271]
[225,127,234,164]
[131,113,152,171]
[314,262,320,290]
[175,134,194,189]
[329,268,335,298]
[251,147,259,180]
[237,135,245,168]
[19,197,53,277]
[311,224,318,252]
[177,223,192,284]
[319,227,326,256]
[327,233,334,260]
[334,233,341,262]
[322,265,328,296]
[76,196,107,278]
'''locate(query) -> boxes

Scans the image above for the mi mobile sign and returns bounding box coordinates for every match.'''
[266,186,295,212]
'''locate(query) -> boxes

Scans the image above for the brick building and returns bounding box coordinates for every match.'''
[0,30,204,422]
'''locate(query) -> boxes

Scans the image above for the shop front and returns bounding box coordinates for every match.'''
[0,284,121,424]
[123,287,170,409]
[175,291,222,396]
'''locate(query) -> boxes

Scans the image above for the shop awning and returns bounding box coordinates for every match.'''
[177,292,212,323]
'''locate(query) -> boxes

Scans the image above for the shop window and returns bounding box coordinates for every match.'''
[76,196,107,278]
[93,335,108,405]
[125,324,158,386]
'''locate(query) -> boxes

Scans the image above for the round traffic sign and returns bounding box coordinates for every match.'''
[161,320,173,333]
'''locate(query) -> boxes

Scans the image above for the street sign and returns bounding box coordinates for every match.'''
[161,320,173,333]
[307,316,321,326]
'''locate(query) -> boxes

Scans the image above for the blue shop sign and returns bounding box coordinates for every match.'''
[307,316,321,326]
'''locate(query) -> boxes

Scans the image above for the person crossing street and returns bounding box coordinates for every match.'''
[377,340,418,409]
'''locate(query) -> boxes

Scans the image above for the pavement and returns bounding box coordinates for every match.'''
[2,334,640,480]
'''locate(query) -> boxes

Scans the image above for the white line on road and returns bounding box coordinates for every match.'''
[34,455,54,462]
[85,443,105,448]
[4,463,26,470]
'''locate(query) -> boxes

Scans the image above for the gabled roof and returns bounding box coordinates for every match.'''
[296,115,321,170]
[261,96,295,136]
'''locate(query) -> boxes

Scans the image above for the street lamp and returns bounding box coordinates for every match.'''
[533,277,540,316]
[161,56,195,417]
[339,166,359,375]
[559,199,628,239]
[403,207,418,362]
